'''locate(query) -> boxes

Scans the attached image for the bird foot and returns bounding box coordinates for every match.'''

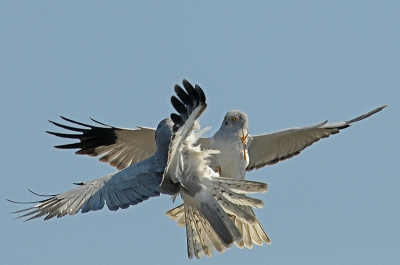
[238,129,249,160]
[215,165,222,176]
[238,128,249,144]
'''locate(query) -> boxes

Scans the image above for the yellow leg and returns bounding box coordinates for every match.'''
[238,128,249,160]
[215,165,222,176]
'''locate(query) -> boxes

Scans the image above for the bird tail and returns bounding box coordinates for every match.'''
[180,187,242,259]
[233,206,270,249]
[167,177,269,256]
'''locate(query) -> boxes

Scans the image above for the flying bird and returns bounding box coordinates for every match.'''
[7,117,175,221]
[8,80,269,259]
[45,96,387,248]
[160,80,269,258]
[166,104,387,248]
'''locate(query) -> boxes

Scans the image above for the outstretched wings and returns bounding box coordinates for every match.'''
[8,162,162,221]
[48,104,387,173]
[246,104,387,171]
[47,116,156,170]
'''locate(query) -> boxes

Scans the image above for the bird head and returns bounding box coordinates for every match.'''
[155,118,174,150]
[221,110,249,132]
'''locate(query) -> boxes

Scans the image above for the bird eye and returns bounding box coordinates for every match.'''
[232,117,239,122]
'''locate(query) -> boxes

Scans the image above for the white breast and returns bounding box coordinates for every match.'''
[208,133,249,180]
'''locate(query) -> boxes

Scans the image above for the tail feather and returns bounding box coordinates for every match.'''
[196,212,226,253]
[242,219,253,249]
[190,209,213,257]
[233,216,244,249]
[197,200,241,247]
[185,200,239,259]
[249,220,263,246]
[166,204,186,227]
[212,182,265,208]
[249,207,270,244]
[185,206,205,259]
[212,191,257,224]
[166,176,270,253]
[235,206,270,249]
[212,178,268,194]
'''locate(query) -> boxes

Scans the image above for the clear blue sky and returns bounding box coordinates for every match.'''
[1,1,398,264]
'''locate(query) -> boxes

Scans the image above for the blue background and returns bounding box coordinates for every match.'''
[1,1,398,264]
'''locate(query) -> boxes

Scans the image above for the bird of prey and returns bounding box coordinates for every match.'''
[164,80,268,258]
[45,94,387,248]
[7,117,175,221]
[167,104,387,248]
[8,80,269,259]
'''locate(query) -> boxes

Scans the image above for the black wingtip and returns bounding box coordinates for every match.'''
[171,96,187,115]
[6,198,42,205]
[182,79,199,102]
[28,189,57,197]
[174,84,192,106]
[89,117,113,128]
[195,84,206,104]
[170,113,183,132]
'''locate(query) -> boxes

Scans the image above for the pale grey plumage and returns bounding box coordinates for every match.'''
[47,117,157,170]
[44,86,387,250]
[49,105,387,173]
[245,104,388,170]
[8,118,175,221]
[164,80,269,258]
[169,109,271,248]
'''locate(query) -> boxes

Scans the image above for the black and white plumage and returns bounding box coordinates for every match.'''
[46,117,157,170]
[8,80,269,260]
[40,82,386,251]
[45,97,386,249]
[8,118,175,221]
[47,105,387,173]
[163,80,268,259]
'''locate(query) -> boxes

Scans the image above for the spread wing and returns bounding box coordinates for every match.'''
[164,79,207,185]
[47,116,156,170]
[8,161,161,221]
[247,105,387,171]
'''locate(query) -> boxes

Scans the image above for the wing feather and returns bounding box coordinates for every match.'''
[247,105,387,171]
[47,117,157,170]
[9,162,162,221]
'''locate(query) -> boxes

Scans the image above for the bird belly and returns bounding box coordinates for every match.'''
[211,141,249,180]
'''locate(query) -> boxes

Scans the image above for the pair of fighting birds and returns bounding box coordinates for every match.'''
[9,80,387,259]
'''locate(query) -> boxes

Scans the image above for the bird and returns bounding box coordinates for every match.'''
[8,80,269,259]
[163,80,269,258]
[44,94,387,248]
[170,104,388,248]
[7,117,175,221]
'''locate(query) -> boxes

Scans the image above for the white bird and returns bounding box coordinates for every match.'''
[167,105,387,248]
[45,87,387,249]
[163,80,268,258]
[8,80,269,259]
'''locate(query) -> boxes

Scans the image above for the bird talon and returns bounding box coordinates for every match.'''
[215,165,222,176]
[238,128,249,144]
[238,129,249,160]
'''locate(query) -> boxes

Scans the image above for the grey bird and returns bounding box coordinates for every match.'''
[168,105,387,248]
[8,80,269,259]
[162,80,268,258]
[7,118,175,221]
[44,89,387,248]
